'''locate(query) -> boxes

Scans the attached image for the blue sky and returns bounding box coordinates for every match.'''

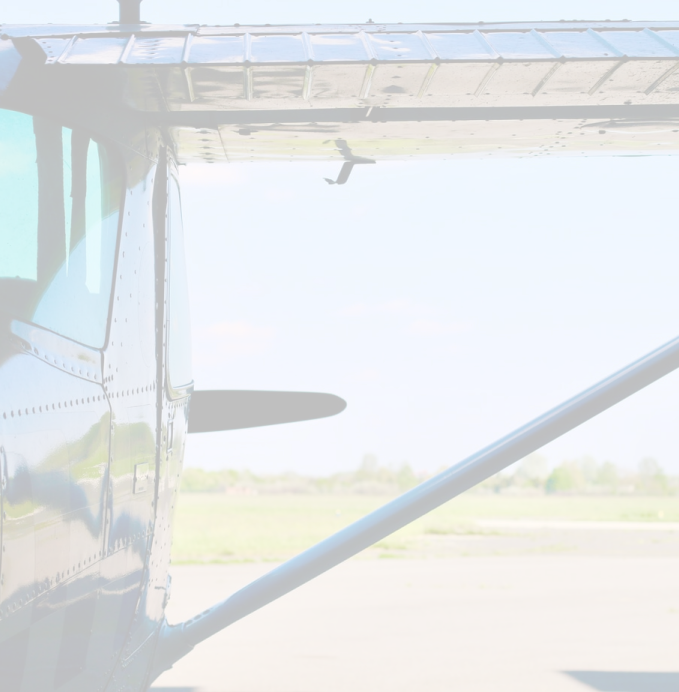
[8,2,679,475]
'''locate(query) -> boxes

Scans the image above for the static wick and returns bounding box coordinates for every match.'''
[118,0,142,24]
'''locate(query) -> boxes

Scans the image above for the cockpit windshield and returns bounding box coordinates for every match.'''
[0,108,122,348]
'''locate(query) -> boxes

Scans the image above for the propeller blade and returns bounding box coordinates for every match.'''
[152,333,679,678]
[188,390,347,433]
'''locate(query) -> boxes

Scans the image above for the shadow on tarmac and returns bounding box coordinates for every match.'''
[566,671,679,691]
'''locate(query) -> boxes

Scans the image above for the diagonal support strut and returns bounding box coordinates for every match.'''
[151,333,679,679]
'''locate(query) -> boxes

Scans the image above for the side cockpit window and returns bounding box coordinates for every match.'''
[0,108,122,348]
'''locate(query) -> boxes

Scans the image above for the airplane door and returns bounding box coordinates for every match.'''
[147,169,193,610]
[0,112,122,691]
[148,167,193,617]
[102,154,195,689]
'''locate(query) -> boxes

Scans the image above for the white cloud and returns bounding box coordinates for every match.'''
[264,187,295,203]
[407,320,470,337]
[194,320,276,365]
[337,298,437,317]
[179,164,250,187]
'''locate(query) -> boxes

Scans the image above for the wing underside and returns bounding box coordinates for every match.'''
[3,21,679,162]
[2,22,679,163]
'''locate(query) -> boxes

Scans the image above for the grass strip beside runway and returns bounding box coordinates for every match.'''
[171,493,678,563]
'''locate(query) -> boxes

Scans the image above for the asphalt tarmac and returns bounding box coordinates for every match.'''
[152,523,679,692]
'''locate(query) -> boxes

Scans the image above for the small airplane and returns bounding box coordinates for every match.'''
[2,2,679,690]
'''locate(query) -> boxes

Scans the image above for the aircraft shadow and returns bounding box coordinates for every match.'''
[565,671,679,691]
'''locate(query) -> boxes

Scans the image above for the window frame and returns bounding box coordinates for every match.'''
[0,106,126,352]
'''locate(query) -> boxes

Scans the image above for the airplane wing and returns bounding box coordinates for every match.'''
[2,21,679,162]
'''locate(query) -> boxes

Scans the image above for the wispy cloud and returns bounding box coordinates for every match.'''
[179,163,248,187]
[196,321,275,359]
[408,320,470,337]
[337,298,438,317]
[264,187,295,204]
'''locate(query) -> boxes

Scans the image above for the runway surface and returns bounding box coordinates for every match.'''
[152,523,679,692]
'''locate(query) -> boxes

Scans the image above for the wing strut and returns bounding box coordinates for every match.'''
[150,333,679,680]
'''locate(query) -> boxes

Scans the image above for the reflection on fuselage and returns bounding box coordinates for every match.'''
[0,131,191,692]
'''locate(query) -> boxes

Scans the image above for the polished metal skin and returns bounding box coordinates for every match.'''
[1,15,679,692]
[3,21,679,163]
[0,104,182,691]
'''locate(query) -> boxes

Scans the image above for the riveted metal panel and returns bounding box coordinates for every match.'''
[539,60,618,95]
[599,30,679,58]
[6,20,679,162]
[123,68,168,111]
[479,61,558,95]
[425,62,497,98]
[655,30,679,53]
[484,31,556,59]
[251,65,307,98]
[425,32,497,60]
[63,37,129,64]
[126,36,186,64]
[34,38,72,64]
[196,21,679,34]
[309,64,367,100]
[187,65,245,102]
[168,117,679,164]
[538,31,618,58]
[596,59,678,94]
[172,126,227,162]
[308,33,370,62]
[368,63,432,100]
[188,35,246,64]
[365,33,433,61]
[249,34,307,62]
[653,67,679,98]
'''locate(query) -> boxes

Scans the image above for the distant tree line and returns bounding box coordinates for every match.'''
[180,452,678,496]
[478,454,676,495]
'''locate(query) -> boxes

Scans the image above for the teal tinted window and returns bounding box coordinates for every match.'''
[0,109,122,347]
[168,176,193,389]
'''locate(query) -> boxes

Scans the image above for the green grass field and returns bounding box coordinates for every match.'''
[170,492,678,564]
